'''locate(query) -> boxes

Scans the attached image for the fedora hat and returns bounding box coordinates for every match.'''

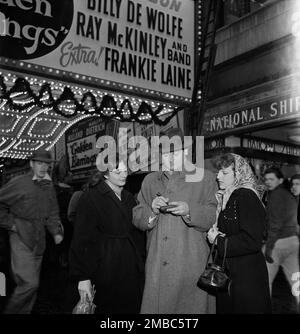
[29,149,55,163]
[159,127,192,154]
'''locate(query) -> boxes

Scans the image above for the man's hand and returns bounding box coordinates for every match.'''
[54,234,63,245]
[151,196,169,214]
[166,201,189,216]
[264,248,274,264]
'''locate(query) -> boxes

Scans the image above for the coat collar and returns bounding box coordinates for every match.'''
[95,180,131,222]
[96,179,128,198]
[157,171,185,181]
[32,172,52,181]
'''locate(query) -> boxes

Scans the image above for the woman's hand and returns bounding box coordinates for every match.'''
[54,234,63,245]
[207,226,225,244]
[78,280,92,301]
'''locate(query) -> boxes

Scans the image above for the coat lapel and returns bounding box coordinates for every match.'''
[107,190,131,223]
[95,180,131,223]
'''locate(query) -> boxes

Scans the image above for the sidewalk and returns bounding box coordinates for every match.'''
[32,263,299,314]
[1,256,298,314]
[272,267,299,314]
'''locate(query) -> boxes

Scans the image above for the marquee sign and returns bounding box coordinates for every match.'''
[204,135,300,158]
[0,69,182,160]
[65,116,118,171]
[203,94,300,136]
[0,0,196,102]
[0,0,73,59]
[242,136,300,157]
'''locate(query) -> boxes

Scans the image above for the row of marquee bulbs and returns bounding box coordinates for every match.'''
[0,62,184,159]
[1,72,178,119]
[1,64,193,105]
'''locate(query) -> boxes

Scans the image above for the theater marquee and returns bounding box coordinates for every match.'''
[0,0,196,102]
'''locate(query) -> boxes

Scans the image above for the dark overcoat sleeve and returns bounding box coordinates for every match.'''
[67,191,83,223]
[265,188,288,251]
[218,189,266,257]
[69,193,100,281]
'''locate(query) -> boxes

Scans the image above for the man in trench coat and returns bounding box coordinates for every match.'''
[133,128,217,314]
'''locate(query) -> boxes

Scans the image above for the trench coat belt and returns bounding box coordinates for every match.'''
[103,232,144,273]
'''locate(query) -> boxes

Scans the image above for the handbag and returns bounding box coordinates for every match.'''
[72,285,96,314]
[197,234,231,294]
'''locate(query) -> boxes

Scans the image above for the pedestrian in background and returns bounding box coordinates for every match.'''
[263,167,299,306]
[67,172,102,225]
[291,174,300,226]
[0,149,64,314]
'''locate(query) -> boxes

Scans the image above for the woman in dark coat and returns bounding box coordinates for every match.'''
[207,153,271,314]
[69,158,145,314]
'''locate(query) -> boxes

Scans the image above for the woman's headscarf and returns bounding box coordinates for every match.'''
[216,154,263,213]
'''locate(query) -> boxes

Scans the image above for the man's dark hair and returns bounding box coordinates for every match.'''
[291,174,300,182]
[263,167,284,179]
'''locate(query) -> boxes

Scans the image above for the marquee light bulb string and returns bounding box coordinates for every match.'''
[0,75,183,126]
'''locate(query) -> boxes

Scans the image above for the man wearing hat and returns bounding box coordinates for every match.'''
[133,128,218,314]
[291,174,300,226]
[0,148,64,314]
